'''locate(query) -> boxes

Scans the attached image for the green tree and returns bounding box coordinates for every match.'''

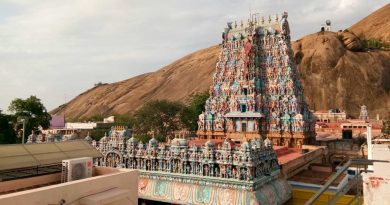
[180,92,209,131]
[0,110,17,144]
[132,100,184,141]
[113,114,135,128]
[8,96,51,143]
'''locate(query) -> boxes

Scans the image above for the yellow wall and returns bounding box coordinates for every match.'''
[287,189,359,205]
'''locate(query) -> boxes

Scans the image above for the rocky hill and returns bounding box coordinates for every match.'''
[349,3,390,43]
[52,46,220,119]
[52,4,390,120]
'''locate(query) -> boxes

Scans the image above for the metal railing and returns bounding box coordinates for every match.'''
[305,159,389,205]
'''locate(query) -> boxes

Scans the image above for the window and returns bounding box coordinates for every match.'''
[242,123,247,132]
[342,130,352,139]
[240,104,246,112]
[243,88,248,95]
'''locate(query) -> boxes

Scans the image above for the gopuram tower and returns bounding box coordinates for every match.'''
[197,12,315,147]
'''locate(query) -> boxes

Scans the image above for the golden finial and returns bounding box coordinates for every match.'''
[240,19,243,28]
[261,16,265,24]
[268,15,271,23]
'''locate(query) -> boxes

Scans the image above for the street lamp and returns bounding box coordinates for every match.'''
[20,119,26,144]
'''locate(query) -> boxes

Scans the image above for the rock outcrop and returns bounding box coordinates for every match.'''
[339,30,363,51]
[293,32,390,118]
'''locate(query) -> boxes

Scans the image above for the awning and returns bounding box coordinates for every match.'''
[0,140,102,171]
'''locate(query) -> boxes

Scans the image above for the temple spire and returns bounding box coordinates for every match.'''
[196,13,315,147]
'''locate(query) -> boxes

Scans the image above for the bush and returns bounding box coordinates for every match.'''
[363,39,390,50]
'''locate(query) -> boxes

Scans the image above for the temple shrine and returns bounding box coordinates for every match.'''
[197,12,315,147]
[93,127,291,204]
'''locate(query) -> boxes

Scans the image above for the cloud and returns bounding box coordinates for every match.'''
[0,0,388,111]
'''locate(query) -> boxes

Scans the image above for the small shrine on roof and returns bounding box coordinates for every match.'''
[197,12,316,148]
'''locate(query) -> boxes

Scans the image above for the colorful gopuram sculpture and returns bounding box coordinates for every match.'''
[93,128,291,204]
[197,12,315,147]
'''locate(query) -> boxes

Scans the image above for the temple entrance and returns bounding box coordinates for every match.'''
[342,130,353,139]
[104,151,122,168]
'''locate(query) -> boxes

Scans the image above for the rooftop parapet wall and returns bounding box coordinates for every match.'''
[0,167,138,205]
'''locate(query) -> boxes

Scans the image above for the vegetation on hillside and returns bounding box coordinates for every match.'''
[363,39,390,50]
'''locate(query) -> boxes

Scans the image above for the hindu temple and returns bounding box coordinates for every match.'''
[88,13,313,205]
[197,12,316,148]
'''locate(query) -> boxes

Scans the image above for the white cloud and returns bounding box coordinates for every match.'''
[0,0,388,111]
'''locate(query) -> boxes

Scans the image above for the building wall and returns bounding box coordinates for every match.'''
[363,144,390,205]
[0,167,138,205]
[0,173,60,194]
[314,112,346,123]
[280,146,325,179]
[66,122,97,129]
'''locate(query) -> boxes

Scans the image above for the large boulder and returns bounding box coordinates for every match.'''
[339,30,364,51]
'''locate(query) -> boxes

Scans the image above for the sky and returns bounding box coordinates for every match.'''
[0,0,388,112]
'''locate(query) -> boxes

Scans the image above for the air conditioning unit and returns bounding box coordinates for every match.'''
[61,157,93,183]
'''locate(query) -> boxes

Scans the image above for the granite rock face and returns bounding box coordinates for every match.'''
[292,32,390,118]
